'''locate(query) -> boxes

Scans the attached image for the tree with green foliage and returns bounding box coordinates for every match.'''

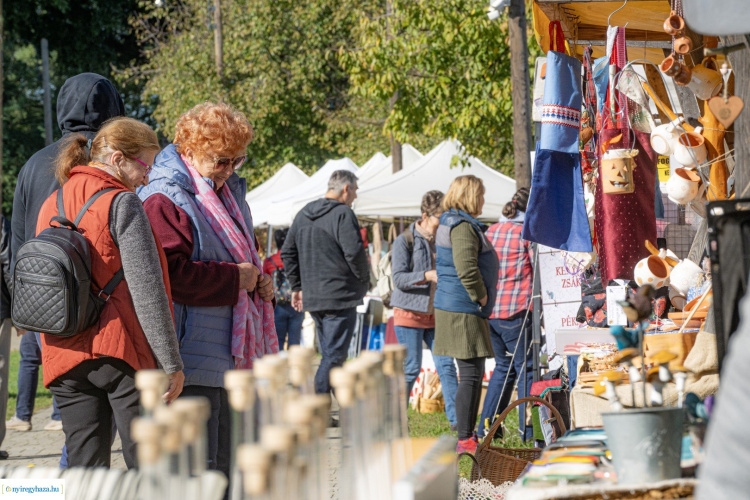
[2,0,146,215]
[122,0,393,188]
[341,0,540,176]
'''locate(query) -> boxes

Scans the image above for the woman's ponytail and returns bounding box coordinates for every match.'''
[54,133,91,184]
[501,187,530,219]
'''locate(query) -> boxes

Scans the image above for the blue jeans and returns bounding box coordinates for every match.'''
[15,333,60,422]
[394,326,457,427]
[274,303,304,349]
[479,314,533,440]
[310,308,357,394]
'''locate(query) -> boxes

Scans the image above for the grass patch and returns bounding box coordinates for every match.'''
[7,350,54,420]
[406,405,532,478]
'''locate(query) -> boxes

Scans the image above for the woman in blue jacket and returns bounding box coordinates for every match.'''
[391,191,458,430]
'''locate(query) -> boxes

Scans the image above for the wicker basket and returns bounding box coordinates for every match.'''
[471,396,567,486]
[416,396,445,414]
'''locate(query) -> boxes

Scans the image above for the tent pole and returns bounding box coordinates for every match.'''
[532,244,541,382]
[266,225,273,257]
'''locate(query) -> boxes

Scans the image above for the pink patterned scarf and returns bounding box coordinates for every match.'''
[182,155,278,368]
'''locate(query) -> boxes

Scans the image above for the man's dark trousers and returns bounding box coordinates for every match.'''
[310,308,358,393]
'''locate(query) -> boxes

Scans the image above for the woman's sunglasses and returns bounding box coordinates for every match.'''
[213,155,247,170]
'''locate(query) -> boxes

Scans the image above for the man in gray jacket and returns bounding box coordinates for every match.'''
[282,170,370,395]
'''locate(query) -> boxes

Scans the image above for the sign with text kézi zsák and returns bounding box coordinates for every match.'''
[538,245,583,354]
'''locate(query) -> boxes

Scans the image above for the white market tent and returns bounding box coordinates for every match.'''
[356,144,424,186]
[253,157,359,227]
[245,162,309,204]
[356,152,388,184]
[353,139,516,220]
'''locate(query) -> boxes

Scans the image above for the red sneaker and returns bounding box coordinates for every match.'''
[456,435,478,454]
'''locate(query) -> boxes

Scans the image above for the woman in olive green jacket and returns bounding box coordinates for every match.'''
[433,175,499,454]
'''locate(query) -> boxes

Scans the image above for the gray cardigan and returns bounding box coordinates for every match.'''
[390,223,434,313]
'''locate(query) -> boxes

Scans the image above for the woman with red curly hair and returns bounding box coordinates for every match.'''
[139,102,278,482]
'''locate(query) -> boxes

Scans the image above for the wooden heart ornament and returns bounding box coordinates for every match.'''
[708,95,745,128]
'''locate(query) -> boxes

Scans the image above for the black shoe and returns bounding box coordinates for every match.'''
[0,451,9,460]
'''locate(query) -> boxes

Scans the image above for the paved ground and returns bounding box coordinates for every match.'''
[1,410,126,469]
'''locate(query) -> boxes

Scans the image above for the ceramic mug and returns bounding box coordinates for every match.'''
[674,127,707,167]
[674,36,693,55]
[673,64,692,86]
[660,55,682,77]
[670,259,703,297]
[634,255,671,289]
[666,167,701,205]
[663,10,685,36]
[687,61,723,100]
[650,117,685,155]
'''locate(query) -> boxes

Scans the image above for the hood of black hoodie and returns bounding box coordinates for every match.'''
[56,73,125,135]
[302,198,345,220]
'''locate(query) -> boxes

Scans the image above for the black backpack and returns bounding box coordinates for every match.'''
[270,260,293,305]
[11,188,124,337]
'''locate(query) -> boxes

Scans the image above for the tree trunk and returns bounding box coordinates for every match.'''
[508,0,532,189]
[42,39,53,146]
[0,0,4,212]
[213,0,223,80]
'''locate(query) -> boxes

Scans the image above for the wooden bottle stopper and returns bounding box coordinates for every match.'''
[329,368,355,407]
[283,402,314,444]
[170,398,207,444]
[253,356,282,392]
[131,417,163,465]
[153,406,183,454]
[260,425,295,455]
[381,348,397,377]
[225,370,255,412]
[236,444,271,496]
[384,345,407,375]
[299,395,331,436]
[274,353,290,386]
[288,346,314,387]
[135,370,168,411]
[344,359,369,400]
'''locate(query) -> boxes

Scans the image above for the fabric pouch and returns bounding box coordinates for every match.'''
[523,143,593,251]
[539,21,582,154]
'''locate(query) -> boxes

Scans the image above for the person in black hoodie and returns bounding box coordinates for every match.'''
[11,73,125,258]
[282,170,370,394]
[8,73,124,444]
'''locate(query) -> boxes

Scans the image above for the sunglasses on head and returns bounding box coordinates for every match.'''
[212,155,247,170]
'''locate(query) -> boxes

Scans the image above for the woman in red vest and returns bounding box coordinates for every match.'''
[36,117,184,468]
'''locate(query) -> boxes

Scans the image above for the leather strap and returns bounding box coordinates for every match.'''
[56,187,125,300]
[73,188,118,226]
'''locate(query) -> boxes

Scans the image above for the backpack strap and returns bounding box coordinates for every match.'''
[402,226,416,272]
[56,187,125,301]
[403,227,415,251]
[73,188,119,226]
[52,188,119,229]
[98,268,124,301]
